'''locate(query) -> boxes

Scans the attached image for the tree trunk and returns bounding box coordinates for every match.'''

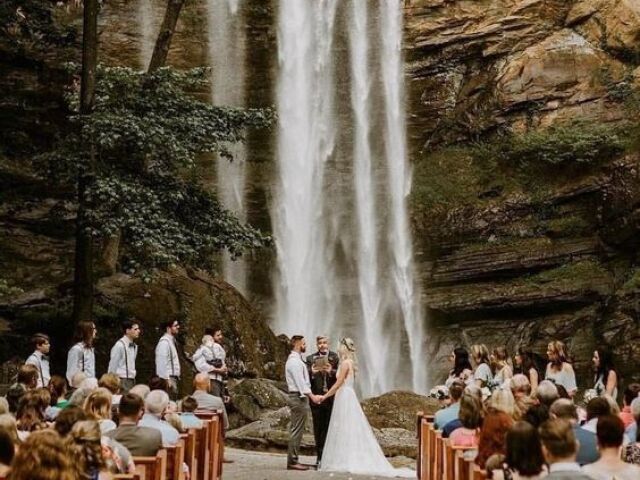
[72,0,99,324]
[147,0,186,72]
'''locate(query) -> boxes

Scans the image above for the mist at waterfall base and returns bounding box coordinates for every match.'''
[274,0,428,398]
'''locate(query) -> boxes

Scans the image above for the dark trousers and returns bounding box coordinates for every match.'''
[119,378,135,393]
[210,379,224,398]
[311,404,332,463]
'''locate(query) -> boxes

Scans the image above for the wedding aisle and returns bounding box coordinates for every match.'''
[224,448,415,480]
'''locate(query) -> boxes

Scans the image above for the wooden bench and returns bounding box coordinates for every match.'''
[195,410,225,480]
[132,449,167,480]
[416,412,434,480]
[165,438,185,480]
[113,475,141,480]
[195,420,211,480]
[180,430,197,480]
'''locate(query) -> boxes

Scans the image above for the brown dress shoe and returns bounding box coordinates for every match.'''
[287,464,309,471]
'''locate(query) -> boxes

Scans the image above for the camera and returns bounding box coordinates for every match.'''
[207,358,223,368]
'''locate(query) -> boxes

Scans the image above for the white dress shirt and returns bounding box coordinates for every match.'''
[108,336,138,379]
[155,333,180,379]
[25,350,50,388]
[285,351,311,397]
[192,343,226,382]
[66,342,96,383]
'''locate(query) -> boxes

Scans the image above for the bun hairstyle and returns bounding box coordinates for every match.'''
[338,337,358,373]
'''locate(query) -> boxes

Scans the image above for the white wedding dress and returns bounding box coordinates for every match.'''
[320,365,415,477]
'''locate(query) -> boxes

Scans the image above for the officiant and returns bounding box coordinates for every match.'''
[306,335,339,467]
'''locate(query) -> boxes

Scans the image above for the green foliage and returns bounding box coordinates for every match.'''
[36,65,274,272]
[0,278,23,301]
[472,122,625,169]
[523,260,609,286]
[621,269,640,293]
[0,0,76,49]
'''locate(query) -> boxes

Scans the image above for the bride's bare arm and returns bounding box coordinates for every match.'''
[322,360,351,400]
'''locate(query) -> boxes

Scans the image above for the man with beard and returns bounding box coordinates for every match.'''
[306,335,339,468]
[285,336,322,471]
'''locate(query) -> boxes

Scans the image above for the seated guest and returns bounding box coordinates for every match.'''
[0,414,20,447]
[138,390,180,446]
[536,380,559,408]
[98,373,122,406]
[84,388,117,434]
[7,430,76,480]
[179,396,204,430]
[523,404,549,428]
[149,376,170,393]
[192,373,229,430]
[449,393,483,447]
[503,421,546,480]
[105,393,162,456]
[46,375,69,420]
[513,349,540,392]
[550,398,599,465]
[434,381,464,429]
[70,371,88,391]
[65,420,108,479]
[129,384,151,400]
[442,385,482,437]
[582,415,640,480]
[539,418,591,480]
[6,365,39,413]
[0,398,7,416]
[582,397,611,433]
[475,389,515,468]
[16,390,48,440]
[0,428,13,480]
[623,397,640,464]
[54,406,88,437]
[620,384,640,428]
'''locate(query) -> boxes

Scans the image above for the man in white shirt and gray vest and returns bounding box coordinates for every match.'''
[108,319,140,393]
[155,319,181,398]
[285,335,322,471]
[25,333,51,388]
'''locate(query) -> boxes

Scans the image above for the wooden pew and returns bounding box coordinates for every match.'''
[428,426,439,480]
[471,464,486,480]
[113,475,141,480]
[208,412,224,480]
[434,432,444,480]
[444,440,476,480]
[454,450,469,480]
[181,430,197,480]
[132,449,167,480]
[195,420,211,480]
[165,438,185,480]
[416,412,434,480]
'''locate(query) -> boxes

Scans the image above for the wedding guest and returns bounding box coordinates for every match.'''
[6,364,38,413]
[545,341,577,398]
[105,394,162,456]
[129,384,151,401]
[539,419,591,480]
[582,415,640,479]
[503,421,546,480]
[591,347,618,399]
[98,373,122,406]
[449,393,483,447]
[623,398,640,464]
[8,430,76,480]
[84,388,117,434]
[620,384,640,428]
[623,397,640,450]
[491,347,513,388]
[108,319,140,394]
[66,321,97,384]
[16,390,48,440]
[509,374,535,420]
[0,428,13,480]
[155,320,181,398]
[470,344,493,389]
[191,373,229,430]
[445,347,473,387]
[24,333,51,388]
[66,420,109,480]
[536,380,559,408]
[550,398,599,465]
[54,406,88,437]
[476,389,515,468]
[0,414,20,446]
[139,390,179,446]
[582,397,611,433]
[47,375,69,419]
[514,349,540,392]
[70,371,88,391]
[434,381,464,429]
[178,396,203,430]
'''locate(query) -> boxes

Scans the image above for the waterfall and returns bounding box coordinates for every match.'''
[207,0,248,294]
[379,0,428,393]
[348,1,388,396]
[274,0,339,340]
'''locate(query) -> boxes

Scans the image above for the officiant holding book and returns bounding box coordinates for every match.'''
[306,335,339,467]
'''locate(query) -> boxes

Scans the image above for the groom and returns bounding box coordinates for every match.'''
[306,335,339,467]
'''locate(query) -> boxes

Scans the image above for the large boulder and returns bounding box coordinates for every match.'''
[361,391,440,430]
[227,378,289,429]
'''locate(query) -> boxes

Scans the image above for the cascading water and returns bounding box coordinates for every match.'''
[273,0,339,341]
[207,0,248,294]
[348,0,388,396]
[379,0,428,393]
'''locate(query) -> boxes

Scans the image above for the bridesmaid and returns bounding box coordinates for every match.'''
[545,340,577,398]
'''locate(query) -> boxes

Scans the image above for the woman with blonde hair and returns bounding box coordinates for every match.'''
[8,430,76,480]
[0,414,21,447]
[491,347,513,388]
[83,388,116,434]
[66,420,108,480]
[471,344,493,388]
[318,338,412,477]
[545,340,577,397]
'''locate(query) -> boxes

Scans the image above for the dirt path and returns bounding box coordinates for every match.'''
[223,448,416,480]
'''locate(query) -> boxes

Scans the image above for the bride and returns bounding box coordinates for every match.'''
[319,338,415,478]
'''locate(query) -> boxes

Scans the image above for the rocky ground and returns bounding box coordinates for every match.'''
[223,448,415,480]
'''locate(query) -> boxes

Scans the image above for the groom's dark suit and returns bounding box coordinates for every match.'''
[306,350,339,464]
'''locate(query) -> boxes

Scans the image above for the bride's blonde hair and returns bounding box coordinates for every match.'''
[338,337,358,372]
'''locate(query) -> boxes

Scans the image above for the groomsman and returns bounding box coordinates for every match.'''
[108,319,141,393]
[285,335,322,471]
[66,321,97,384]
[306,335,339,466]
[25,333,51,388]
[193,331,227,397]
[155,319,181,397]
